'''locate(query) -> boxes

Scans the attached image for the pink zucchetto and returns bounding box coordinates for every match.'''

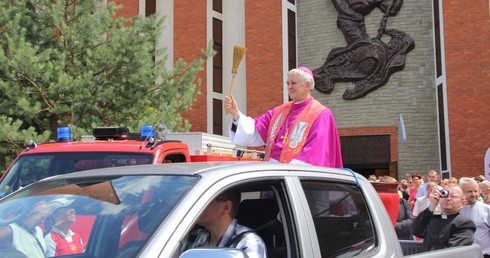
[297,66,314,78]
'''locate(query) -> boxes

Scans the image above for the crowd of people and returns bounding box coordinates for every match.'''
[394,172,490,208]
[371,171,490,257]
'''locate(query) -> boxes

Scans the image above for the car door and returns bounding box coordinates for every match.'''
[161,170,315,258]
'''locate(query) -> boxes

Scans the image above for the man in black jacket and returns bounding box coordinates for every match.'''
[396,197,415,240]
[411,184,476,251]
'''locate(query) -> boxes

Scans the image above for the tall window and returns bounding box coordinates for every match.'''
[285,1,297,102]
[433,0,442,78]
[145,0,156,16]
[212,1,223,135]
[433,0,449,177]
[213,0,222,13]
[213,18,223,94]
[213,99,223,135]
[437,84,447,172]
[287,9,297,71]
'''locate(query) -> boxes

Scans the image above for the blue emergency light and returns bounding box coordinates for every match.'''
[140,125,155,139]
[57,127,72,142]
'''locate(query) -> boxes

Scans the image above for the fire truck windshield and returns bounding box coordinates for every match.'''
[0,152,154,197]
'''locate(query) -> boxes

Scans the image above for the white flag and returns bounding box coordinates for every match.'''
[485,147,490,181]
[399,114,406,144]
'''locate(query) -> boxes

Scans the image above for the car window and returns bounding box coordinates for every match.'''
[177,181,296,258]
[0,174,198,258]
[0,152,154,197]
[300,180,376,257]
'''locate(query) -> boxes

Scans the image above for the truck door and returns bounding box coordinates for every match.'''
[175,179,303,258]
[296,179,377,257]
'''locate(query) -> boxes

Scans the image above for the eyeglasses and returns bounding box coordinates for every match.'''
[441,195,464,200]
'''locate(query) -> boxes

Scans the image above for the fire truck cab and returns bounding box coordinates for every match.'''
[0,126,261,197]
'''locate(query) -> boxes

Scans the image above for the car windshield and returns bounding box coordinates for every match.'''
[0,152,154,197]
[0,174,198,258]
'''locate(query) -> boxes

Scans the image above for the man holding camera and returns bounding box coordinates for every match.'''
[411,184,476,251]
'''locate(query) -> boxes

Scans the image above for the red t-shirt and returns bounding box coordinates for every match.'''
[48,230,84,256]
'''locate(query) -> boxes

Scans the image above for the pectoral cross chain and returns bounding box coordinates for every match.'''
[281,113,292,145]
[281,130,289,144]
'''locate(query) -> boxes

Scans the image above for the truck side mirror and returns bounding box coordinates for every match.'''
[179,248,248,258]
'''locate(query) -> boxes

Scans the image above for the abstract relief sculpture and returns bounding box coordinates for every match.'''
[314,0,415,100]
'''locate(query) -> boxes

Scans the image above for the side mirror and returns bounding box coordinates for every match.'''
[179,248,248,258]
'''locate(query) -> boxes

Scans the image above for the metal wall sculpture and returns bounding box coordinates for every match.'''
[314,0,415,100]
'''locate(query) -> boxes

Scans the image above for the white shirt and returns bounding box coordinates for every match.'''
[10,223,46,258]
[413,195,441,216]
[416,183,428,198]
[460,201,490,255]
[229,112,265,147]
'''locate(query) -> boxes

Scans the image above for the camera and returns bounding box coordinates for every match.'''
[440,189,449,198]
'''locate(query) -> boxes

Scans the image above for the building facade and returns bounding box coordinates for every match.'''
[115,0,489,179]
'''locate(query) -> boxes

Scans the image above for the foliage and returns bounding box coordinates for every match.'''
[0,0,214,171]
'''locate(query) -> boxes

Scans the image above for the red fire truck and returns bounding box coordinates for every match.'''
[0,126,262,197]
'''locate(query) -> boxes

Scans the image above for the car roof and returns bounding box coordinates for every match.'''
[40,162,358,183]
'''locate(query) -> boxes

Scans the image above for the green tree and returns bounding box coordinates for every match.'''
[0,0,214,170]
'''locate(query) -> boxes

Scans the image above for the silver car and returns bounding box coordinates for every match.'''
[0,162,387,258]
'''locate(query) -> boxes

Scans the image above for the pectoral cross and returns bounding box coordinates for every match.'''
[281,130,289,144]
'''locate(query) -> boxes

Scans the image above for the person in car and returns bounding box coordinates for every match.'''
[0,200,49,257]
[44,198,85,257]
[181,190,267,258]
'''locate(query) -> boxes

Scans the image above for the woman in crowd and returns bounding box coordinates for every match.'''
[408,174,422,211]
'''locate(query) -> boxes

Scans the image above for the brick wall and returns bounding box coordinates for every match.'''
[112,1,208,132]
[175,1,208,132]
[443,0,490,178]
[245,1,284,117]
[114,0,139,18]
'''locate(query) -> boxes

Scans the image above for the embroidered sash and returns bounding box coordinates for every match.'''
[264,103,292,161]
[264,99,325,163]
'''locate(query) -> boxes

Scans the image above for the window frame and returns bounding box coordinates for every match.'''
[296,177,378,257]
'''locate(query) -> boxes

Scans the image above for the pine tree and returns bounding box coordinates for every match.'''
[0,0,214,170]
